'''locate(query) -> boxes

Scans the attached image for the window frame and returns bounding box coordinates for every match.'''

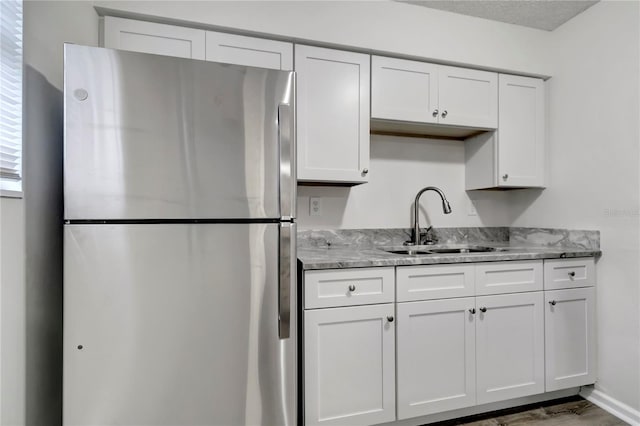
[0,0,24,198]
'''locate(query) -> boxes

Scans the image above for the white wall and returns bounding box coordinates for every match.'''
[298,134,512,229]
[0,198,25,425]
[510,0,640,412]
[94,0,552,77]
[0,2,99,425]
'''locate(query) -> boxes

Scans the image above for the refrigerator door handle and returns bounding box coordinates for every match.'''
[279,222,295,339]
[278,101,295,221]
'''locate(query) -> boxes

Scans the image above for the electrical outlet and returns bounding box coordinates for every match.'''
[309,197,322,216]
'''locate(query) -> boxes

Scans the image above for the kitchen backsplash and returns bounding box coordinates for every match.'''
[297,227,600,250]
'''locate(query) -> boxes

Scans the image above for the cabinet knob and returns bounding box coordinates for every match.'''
[362,168,369,175]
[348,284,356,292]
[502,174,509,180]
[568,271,576,278]
[549,300,557,306]
[432,109,439,117]
[469,308,476,314]
[441,110,448,118]
[479,307,487,313]
[387,316,394,322]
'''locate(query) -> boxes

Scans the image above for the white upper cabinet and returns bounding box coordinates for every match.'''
[371,56,439,124]
[465,74,546,190]
[497,74,546,187]
[296,45,370,184]
[101,16,205,59]
[371,56,497,131]
[438,65,498,128]
[205,31,293,70]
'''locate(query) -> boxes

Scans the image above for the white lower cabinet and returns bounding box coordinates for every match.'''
[397,292,546,417]
[304,259,597,425]
[545,287,596,391]
[475,292,545,404]
[397,298,476,418]
[304,303,396,426]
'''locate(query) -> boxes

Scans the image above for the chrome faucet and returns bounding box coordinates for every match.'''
[410,186,452,245]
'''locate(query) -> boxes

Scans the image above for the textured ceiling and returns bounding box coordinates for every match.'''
[400,0,599,31]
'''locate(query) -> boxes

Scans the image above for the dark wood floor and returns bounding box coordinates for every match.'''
[430,397,627,426]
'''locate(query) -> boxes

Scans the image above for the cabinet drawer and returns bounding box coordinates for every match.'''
[396,264,474,302]
[475,260,543,295]
[305,268,395,309]
[544,258,595,290]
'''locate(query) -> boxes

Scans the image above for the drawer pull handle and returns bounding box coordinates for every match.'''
[348,284,356,292]
[568,271,576,278]
[387,316,394,322]
[469,308,476,314]
[479,307,487,313]
[549,300,557,306]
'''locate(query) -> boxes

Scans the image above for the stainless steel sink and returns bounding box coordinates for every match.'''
[386,249,434,256]
[427,246,497,254]
[382,245,501,256]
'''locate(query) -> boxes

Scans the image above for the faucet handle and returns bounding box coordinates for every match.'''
[424,227,438,245]
[408,226,437,245]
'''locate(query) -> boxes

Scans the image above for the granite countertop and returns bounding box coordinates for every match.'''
[297,227,601,270]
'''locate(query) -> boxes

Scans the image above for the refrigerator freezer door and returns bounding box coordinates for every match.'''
[64,44,295,220]
[63,224,296,425]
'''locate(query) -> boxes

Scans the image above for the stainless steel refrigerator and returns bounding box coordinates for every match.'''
[63,44,296,425]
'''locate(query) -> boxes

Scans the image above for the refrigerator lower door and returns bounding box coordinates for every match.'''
[63,223,296,426]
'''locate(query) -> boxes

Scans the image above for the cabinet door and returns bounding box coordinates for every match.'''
[371,56,439,124]
[102,16,205,59]
[438,66,497,128]
[476,292,544,404]
[205,31,293,70]
[545,288,596,391]
[497,74,545,187]
[296,45,370,184]
[304,304,395,426]
[397,298,476,419]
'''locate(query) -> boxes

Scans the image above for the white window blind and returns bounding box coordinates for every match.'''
[0,0,23,196]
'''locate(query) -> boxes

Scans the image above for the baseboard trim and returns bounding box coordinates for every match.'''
[580,386,640,425]
[378,388,580,426]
